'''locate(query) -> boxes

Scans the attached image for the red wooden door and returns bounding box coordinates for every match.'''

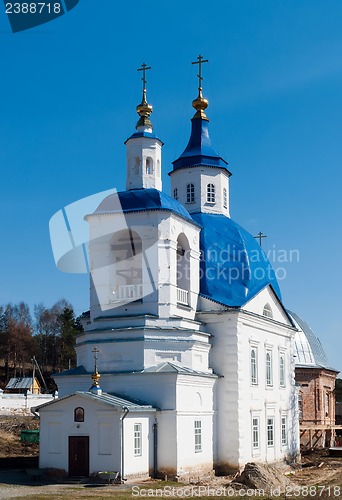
[68,436,89,477]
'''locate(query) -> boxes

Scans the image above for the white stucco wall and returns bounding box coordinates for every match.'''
[197,290,299,472]
[0,394,54,415]
[38,394,154,477]
[170,167,230,217]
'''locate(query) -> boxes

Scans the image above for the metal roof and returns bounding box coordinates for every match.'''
[6,377,37,390]
[143,362,217,377]
[288,310,338,372]
[172,116,230,172]
[94,188,197,224]
[192,212,282,307]
[34,390,156,413]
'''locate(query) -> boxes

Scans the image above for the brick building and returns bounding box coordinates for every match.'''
[289,311,340,448]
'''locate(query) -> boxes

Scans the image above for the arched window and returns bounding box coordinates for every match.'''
[74,407,84,422]
[263,303,273,319]
[157,160,160,176]
[207,183,215,203]
[146,157,153,175]
[173,188,178,200]
[325,392,330,417]
[266,351,272,386]
[251,348,257,385]
[110,229,143,303]
[186,183,195,203]
[279,355,285,387]
[134,157,140,175]
[223,187,227,208]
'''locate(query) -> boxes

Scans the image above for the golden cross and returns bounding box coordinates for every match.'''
[192,54,209,89]
[254,231,267,247]
[137,62,152,92]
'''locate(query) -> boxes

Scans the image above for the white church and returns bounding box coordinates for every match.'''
[35,60,301,480]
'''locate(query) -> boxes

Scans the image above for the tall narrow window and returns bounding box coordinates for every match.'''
[252,417,260,449]
[266,351,273,386]
[134,423,142,456]
[223,187,227,208]
[279,355,286,387]
[194,420,202,453]
[298,392,303,422]
[186,183,195,203]
[267,417,274,447]
[281,416,287,446]
[173,187,178,200]
[251,348,258,385]
[74,407,84,422]
[146,158,153,175]
[207,183,215,203]
[325,392,330,417]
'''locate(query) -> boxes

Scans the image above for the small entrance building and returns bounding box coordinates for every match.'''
[35,390,156,478]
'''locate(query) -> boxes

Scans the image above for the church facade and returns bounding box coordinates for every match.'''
[35,63,301,479]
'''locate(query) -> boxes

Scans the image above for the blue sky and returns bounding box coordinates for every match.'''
[0,0,341,373]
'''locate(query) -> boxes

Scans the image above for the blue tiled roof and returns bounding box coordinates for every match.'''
[192,213,281,307]
[95,188,196,224]
[172,118,230,172]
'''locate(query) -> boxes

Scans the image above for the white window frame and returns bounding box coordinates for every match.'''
[279,354,286,388]
[267,417,274,447]
[173,187,178,200]
[186,183,195,203]
[266,350,273,387]
[252,416,260,450]
[134,423,142,456]
[250,348,258,385]
[194,420,202,453]
[206,183,215,203]
[281,415,287,447]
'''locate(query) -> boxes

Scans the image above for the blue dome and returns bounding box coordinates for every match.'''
[172,117,230,172]
[95,188,195,223]
[192,213,281,307]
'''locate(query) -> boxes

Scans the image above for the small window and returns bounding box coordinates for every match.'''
[266,351,273,387]
[252,417,259,449]
[281,416,287,446]
[263,303,273,319]
[279,355,286,387]
[207,183,215,203]
[194,420,202,453]
[74,407,84,422]
[186,183,195,203]
[173,187,178,200]
[223,187,227,209]
[134,423,142,456]
[267,417,274,447]
[251,348,258,385]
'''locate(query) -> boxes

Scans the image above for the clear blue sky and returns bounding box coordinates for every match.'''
[1,0,341,373]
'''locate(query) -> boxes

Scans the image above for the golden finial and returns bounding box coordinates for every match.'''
[136,63,153,128]
[191,55,209,119]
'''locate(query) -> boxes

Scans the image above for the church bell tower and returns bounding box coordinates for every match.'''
[125,63,163,191]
